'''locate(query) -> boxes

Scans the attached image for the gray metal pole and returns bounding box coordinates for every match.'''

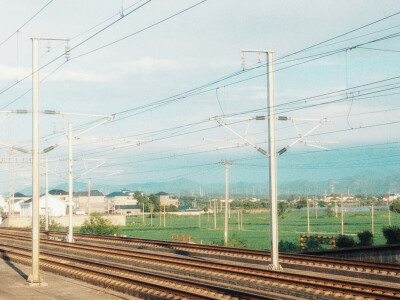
[341,193,344,235]
[224,164,229,246]
[371,204,374,235]
[214,199,216,229]
[267,51,280,270]
[45,156,49,231]
[28,37,43,285]
[87,181,91,216]
[307,198,310,233]
[67,123,74,243]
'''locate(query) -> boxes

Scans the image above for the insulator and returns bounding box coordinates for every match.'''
[277,147,287,156]
[241,54,246,70]
[258,53,261,63]
[65,43,71,61]
[46,41,51,53]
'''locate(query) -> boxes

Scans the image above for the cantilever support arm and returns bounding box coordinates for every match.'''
[215,118,269,156]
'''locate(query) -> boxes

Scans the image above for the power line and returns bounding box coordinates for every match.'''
[73,0,207,59]
[0,0,55,48]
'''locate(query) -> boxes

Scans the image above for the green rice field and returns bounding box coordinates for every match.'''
[122,208,399,250]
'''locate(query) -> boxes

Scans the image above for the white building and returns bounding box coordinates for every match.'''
[20,195,67,217]
[0,195,6,212]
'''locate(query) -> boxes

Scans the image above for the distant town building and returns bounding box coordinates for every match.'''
[114,204,141,215]
[388,194,400,201]
[106,191,138,214]
[74,190,105,214]
[49,189,69,201]
[179,205,201,212]
[20,195,67,217]
[156,192,178,207]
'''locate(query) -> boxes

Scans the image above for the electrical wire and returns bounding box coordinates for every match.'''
[0,0,55,48]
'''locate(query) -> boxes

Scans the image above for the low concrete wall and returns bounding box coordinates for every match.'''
[1,215,125,228]
[304,244,400,264]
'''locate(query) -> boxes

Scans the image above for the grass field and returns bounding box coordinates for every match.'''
[122,208,399,250]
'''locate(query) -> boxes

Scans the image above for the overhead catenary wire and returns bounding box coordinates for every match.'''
[0,0,55,49]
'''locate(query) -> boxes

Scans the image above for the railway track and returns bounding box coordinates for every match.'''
[0,231,399,299]
[1,227,398,278]
[1,244,280,300]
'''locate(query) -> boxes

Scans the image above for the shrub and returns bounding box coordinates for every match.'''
[304,237,323,251]
[336,235,356,248]
[80,215,120,236]
[357,230,373,246]
[40,216,62,231]
[228,233,247,248]
[279,240,300,253]
[325,205,335,218]
[391,200,400,213]
[382,226,400,244]
[278,202,289,219]
[296,199,307,209]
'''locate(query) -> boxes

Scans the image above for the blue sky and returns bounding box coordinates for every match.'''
[1,0,400,194]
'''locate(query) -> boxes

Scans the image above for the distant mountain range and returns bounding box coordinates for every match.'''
[14,173,400,197]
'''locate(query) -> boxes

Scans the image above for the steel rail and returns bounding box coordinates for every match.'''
[0,244,278,300]
[1,227,399,274]
[0,233,399,300]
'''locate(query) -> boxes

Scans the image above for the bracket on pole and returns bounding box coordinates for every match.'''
[207,115,337,156]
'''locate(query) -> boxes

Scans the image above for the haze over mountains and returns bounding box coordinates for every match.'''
[15,173,398,198]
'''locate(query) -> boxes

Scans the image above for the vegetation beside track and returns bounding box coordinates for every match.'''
[110,208,400,250]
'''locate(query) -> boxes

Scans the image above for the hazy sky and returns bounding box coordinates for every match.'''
[1,0,400,194]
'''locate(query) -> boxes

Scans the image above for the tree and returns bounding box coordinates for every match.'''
[278,202,288,219]
[325,205,335,218]
[357,230,373,246]
[149,194,160,212]
[336,235,356,248]
[382,226,400,244]
[40,216,61,231]
[390,200,400,213]
[304,237,323,251]
[279,240,300,253]
[296,198,308,209]
[80,214,120,236]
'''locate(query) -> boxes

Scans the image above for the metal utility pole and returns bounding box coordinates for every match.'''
[29,37,41,285]
[163,205,166,228]
[29,36,68,286]
[45,157,49,231]
[214,199,217,229]
[335,200,338,218]
[265,50,280,271]
[8,119,15,216]
[221,160,234,246]
[307,198,310,233]
[87,181,91,216]
[198,213,201,228]
[142,203,145,224]
[341,193,344,235]
[371,204,374,235]
[67,123,74,243]
[237,210,240,230]
[159,206,162,227]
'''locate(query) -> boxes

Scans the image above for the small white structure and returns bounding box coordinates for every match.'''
[0,195,6,212]
[20,195,67,217]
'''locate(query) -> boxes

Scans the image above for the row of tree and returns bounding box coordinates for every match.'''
[134,191,178,213]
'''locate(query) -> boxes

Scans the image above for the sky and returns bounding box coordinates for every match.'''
[1,0,400,195]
